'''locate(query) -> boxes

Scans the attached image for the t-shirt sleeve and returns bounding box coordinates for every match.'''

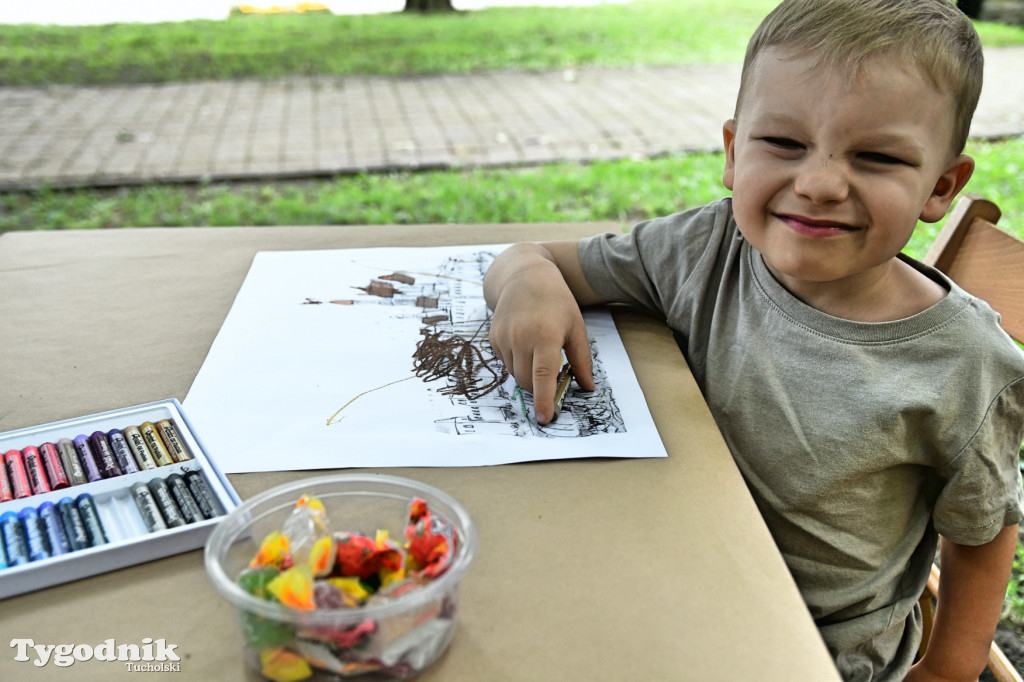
[577,199,735,316]
[933,376,1024,545]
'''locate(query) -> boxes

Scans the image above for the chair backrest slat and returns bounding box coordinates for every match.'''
[923,194,1024,343]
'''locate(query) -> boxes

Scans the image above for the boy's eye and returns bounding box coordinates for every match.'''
[761,137,804,150]
[859,152,908,165]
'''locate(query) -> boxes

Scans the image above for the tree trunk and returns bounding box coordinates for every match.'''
[403,0,457,11]
[956,0,984,18]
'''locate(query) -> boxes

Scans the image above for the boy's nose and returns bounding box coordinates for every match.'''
[793,155,849,204]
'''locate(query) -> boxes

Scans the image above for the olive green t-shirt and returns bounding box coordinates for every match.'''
[579,198,1024,681]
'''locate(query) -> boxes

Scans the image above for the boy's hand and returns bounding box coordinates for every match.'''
[484,242,601,424]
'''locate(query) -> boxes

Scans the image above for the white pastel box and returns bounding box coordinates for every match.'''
[0,399,240,599]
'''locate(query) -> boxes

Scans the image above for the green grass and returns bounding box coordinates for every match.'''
[0,154,720,231]
[0,0,775,86]
[4,136,1022,252]
[908,136,1024,257]
[1,0,1021,86]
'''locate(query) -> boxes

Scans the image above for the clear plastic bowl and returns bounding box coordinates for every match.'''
[204,474,477,680]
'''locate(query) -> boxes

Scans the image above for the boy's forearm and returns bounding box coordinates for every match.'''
[484,241,601,311]
[911,524,1019,681]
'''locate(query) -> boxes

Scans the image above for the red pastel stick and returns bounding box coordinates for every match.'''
[4,449,33,499]
[38,442,70,490]
[21,445,51,495]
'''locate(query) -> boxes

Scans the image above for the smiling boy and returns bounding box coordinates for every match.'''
[483,1,1024,680]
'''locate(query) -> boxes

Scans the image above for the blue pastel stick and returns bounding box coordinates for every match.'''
[0,511,29,566]
[18,507,51,562]
[38,502,71,556]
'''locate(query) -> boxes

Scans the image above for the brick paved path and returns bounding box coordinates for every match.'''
[1,47,1022,190]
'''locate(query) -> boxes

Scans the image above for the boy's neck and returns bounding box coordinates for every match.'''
[766,256,948,322]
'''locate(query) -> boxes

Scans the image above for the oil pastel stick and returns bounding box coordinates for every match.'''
[130,482,168,533]
[0,455,13,502]
[75,493,109,547]
[139,422,175,467]
[19,507,51,562]
[57,438,88,486]
[0,537,8,569]
[147,478,185,528]
[106,429,140,474]
[89,431,123,479]
[165,474,203,524]
[72,435,104,483]
[156,420,194,462]
[122,426,158,470]
[38,442,70,490]
[4,449,33,499]
[21,446,51,495]
[38,502,71,556]
[76,494,109,546]
[552,363,574,421]
[57,497,90,551]
[0,511,30,566]
[184,470,227,519]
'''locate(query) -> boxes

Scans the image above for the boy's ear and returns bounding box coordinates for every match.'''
[722,120,737,191]
[920,154,975,223]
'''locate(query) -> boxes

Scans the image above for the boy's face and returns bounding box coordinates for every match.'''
[722,47,973,300]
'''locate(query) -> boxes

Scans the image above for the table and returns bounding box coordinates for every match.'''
[0,224,841,681]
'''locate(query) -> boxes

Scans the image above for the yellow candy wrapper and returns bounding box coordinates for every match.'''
[259,648,313,682]
[251,530,290,569]
[267,565,316,610]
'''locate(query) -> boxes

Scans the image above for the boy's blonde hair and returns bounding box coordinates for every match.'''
[735,0,983,154]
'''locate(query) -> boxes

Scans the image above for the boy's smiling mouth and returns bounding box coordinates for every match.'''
[775,213,858,237]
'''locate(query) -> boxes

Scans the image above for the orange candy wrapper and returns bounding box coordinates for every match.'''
[406,499,457,579]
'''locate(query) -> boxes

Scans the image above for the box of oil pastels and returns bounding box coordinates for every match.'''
[0,399,241,599]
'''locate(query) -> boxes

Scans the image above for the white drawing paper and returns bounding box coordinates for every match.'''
[183,245,667,473]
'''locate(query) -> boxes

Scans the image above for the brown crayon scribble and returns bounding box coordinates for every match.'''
[412,320,507,401]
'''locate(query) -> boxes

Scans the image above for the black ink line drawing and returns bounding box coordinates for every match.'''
[432,338,625,439]
[317,252,626,438]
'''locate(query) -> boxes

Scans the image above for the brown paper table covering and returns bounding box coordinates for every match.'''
[0,225,840,681]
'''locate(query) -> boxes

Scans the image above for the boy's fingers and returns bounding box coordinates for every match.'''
[530,347,563,425]
[564,324,595,391]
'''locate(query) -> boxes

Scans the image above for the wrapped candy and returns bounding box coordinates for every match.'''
[238,495,460,680]
[251,531,290,570]
[259,648,313,682]
[267,565,316,610]
[405,498,456,579]
[335,530,404,580]
[282,495,332,568]
[237,567,296,650]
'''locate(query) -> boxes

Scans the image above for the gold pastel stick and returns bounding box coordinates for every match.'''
[552,363,574,420]
[139,421,176,467]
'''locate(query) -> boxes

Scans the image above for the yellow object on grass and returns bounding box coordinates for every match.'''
[234,3,330,15]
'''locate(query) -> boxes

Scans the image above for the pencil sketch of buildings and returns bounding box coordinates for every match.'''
[319,251,626,438]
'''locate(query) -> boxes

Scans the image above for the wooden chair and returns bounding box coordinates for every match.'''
[917,194,1024,682]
